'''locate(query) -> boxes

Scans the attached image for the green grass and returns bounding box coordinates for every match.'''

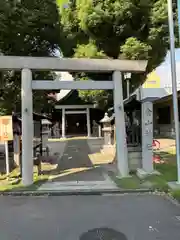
[145,175,169,192]
[0,167,49,192]
[113,151,180,200]
[0,174,49,192]
[114,175,141,189]
[155,161,177,181]
[171,190,180,201]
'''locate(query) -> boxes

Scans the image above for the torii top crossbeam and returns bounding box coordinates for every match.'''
[0,56,147,73]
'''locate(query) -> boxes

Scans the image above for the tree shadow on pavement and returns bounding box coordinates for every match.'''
[40,138,117,182]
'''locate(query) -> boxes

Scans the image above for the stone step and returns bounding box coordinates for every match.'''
[38,179,118,191]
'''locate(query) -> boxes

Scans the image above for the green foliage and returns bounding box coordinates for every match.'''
[56,0,176,108]
[57,0,171,62]
[0,0,61,56]
[73,41,109,107]
[74,41,106,58]
[121,37,152,60]
[0,0,61,114]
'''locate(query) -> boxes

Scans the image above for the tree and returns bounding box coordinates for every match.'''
[57,0,178,109]
[0,0,61,115]
[0,0,61,56]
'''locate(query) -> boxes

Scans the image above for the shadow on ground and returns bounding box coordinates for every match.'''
[41,138,116,182]
[0,138,117,191]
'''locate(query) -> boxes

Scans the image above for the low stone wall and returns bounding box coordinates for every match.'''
[87,138,142,170]
[87,138,115,164]
[156,124,175,138]
[47,141,67,160]
[87,138,104,153]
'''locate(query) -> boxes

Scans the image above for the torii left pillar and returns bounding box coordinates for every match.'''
[21,69,34,186]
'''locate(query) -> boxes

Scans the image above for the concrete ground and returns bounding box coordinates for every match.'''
[0,194,180,239]
[155,138,175,151]
[52,138,105,182]
[39,138,117,191]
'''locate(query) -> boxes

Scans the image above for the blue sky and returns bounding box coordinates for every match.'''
[156,48,180,88]
[160,48,180,66]
[175,48,180,61]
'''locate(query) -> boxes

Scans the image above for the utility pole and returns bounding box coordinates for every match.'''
[167,0,180,183]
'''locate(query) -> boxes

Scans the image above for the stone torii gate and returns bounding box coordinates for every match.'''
[0,56,147,186]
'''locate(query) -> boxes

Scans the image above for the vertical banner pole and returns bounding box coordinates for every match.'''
[168,0,180,183]
[5,141,10,177]
[178,0,180,42]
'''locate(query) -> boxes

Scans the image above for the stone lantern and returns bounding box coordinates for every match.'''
[100,112,112,146]
[41,119,52,153]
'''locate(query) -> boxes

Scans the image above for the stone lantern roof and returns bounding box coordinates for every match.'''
[100,113,111,123]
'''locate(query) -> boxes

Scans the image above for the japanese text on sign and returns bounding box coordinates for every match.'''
[0,116,13,141]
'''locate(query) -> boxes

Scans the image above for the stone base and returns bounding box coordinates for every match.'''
[116,174,132,180]
[100,145,143,171]
[168,181,180,190]
[136,168,161,179]
[128,147,141,171]
[101,145,115,155]
[102,145,114,149]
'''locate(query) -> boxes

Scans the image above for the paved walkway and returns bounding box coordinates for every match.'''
[54,139,105,182]
[39,138,117,191]
[0,194,180,239]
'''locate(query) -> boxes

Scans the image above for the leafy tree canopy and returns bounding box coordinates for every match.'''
[57,0,177,108]
[0,0,61,115]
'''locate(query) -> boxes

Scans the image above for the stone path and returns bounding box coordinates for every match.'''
[53,139,105,182]
[39,138,117,191]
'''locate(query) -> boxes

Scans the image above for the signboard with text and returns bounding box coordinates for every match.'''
[141,102,154,172]
[0,116,13,141]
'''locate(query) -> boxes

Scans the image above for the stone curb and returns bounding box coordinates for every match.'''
[1,190,180,209]
[0,188,153,196]
[164,193,180,206]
